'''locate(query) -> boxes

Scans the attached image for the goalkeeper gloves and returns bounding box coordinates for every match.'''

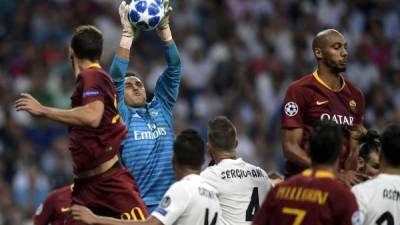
[157,0,173,30]
[119,1,136,49]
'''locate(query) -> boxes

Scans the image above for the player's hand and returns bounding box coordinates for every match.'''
[71,205,98,225]
[157,0,173,30]
[119,1,136,39]
[337,170,369,188]
[15,93,45,116]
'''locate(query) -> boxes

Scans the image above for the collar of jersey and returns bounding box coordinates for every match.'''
[302,169,335,179]
[128,103,149,114]
[312,70,345,92]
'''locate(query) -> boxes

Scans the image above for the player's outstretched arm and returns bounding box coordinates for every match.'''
[109,1,136,84]
[282,128,311,168]
[15,93,104,128]
[153,0,181,111]
[71,205,163,225]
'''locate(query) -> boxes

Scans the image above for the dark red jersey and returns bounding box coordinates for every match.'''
[69,65,127,173]
[253,169,360,225]
[281,71,365,176]
[33,185,72,225]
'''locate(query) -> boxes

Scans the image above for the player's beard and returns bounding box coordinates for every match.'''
[324,58,346,74]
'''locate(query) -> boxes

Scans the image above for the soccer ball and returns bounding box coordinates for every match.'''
[128,0,165,31]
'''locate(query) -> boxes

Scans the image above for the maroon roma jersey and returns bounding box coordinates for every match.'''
[281,71,365,177]
[69,65,127,173]
[33,185,72,225]
[253,169,361,225]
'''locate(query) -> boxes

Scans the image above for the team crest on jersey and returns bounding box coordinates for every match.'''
[284,102,298,117]
[160,196,171,208]
[349,100,357,113]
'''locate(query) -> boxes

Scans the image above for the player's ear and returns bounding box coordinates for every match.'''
[314,48,323,60]
[357,157,365,171]
[234,139,238,149]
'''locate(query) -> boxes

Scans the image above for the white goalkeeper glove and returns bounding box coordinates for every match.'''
[119,1,136,49]
[157,0,173,42]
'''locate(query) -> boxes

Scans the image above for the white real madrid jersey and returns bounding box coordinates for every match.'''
[352,174,400,225]
[200,158,273,225]
[151,174,221,225]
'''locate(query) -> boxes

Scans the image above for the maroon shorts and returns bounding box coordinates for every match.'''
[65,165,148,224]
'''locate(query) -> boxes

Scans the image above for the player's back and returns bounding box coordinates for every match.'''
[352,174,400,225]
[69,66,127,173]
[255,169,359,225]
[201,158,273,225]
[152,174,221,225]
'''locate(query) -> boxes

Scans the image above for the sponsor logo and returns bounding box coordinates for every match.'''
[316,100,329,105]
[83,90,100,97]
[132,113,141,118]
[284,102,298,117]
[320,113,354,126]
[134,127,167,140]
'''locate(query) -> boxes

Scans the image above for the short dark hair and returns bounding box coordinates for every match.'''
[173,129,205,168]
[70,25,103,61]
[125,72,140,78]
[207,116,237,151]
[309,120,343,165]
[381,124,400,167]
[358,129,381,162]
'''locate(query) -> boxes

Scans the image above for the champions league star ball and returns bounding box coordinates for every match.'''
[128,0,165,31]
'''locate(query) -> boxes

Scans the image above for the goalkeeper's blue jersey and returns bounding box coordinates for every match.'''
[109,43,180,210]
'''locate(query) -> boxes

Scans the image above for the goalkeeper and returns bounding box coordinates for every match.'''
[109,0,180,212]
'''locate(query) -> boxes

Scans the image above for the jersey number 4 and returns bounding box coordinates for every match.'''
[204,208,218,225]
[246,187,260,221]
[376,211,394,225]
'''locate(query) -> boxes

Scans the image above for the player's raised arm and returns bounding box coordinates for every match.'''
[109,1,136,85]
[153,0,181,111]
[15,93,104,128]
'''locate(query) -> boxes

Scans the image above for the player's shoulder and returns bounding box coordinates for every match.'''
[344,78,364,96]
[286,73,316,93]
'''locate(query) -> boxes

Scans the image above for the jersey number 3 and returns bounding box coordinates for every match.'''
[246,187,260,221]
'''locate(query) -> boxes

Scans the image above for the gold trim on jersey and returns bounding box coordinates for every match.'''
[302,169,335,179]
[312,70,345,92]
[87,63,101,69]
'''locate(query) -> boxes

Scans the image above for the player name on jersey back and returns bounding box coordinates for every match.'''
[221,168,265,180]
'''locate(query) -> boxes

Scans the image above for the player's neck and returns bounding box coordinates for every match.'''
[317,67,342,91]
[381,164,400,175]
[175,167,200,181]
[311,164,335,173]
[213,151,236,164]
[75,59,101,76]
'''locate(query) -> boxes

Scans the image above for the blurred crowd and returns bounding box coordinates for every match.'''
[0,0,399,224]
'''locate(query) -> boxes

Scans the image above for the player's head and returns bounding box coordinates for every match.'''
[312,29,348,74]
[356,130,381,177]
[70,25,103,63]
[309,119,343,166]
[173,129,205,171]
[381,124,400,168]
[124,72,147,107]
[207,116,238,153]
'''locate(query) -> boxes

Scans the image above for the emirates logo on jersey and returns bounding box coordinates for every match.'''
[349,100,357,113]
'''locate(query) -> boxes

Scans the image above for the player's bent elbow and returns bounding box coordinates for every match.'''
[84,116,101,128]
